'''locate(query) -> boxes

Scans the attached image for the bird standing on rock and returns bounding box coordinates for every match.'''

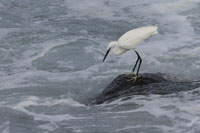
[103,26,158,81]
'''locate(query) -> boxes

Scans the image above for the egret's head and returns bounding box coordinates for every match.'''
[107,41,118,49]
[103,41,118,62]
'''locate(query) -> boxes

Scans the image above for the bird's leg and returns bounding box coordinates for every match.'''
[127,50,142,82]
[124,51,139,77]
[136,51,142,76]
[127,76,139,82]
[132,55,139,72]
[124,72,135,77]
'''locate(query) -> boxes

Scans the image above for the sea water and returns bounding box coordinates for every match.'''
[0,0,200,132]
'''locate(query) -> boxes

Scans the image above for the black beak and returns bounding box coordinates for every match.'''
[103,48,111,62]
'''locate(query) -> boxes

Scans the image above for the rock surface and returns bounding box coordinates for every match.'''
[95,73,200,104]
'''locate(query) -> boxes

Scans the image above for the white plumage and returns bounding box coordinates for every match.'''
[103,26,158,78]
[108,26,158,56]
[118,26,158,49]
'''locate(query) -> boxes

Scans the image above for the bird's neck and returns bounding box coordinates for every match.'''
[109,41,118,48]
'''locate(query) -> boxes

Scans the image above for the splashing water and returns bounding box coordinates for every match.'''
[0,0,200,132]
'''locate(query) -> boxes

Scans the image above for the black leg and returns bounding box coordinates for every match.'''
[135,50,142,76]
[136,58,142,76]
[132,56,139,72]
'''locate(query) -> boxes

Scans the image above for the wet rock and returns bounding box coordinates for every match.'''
[95,73,200,104]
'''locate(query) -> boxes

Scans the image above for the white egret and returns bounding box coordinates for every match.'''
[103,26,158,81]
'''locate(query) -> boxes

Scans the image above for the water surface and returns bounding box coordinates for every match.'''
[0,0,200,132]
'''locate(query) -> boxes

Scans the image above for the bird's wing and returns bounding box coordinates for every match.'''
[118,26,158,49]
[112,46,128,56]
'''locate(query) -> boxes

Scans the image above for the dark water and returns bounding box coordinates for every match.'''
[0,0,200,132]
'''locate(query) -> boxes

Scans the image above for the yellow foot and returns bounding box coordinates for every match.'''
[124,72,136,77]
[127,76,141,82]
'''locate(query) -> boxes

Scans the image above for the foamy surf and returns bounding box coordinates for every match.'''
[0,0,200,132]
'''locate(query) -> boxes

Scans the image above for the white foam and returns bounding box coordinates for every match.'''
[115,125,172,132]
[0,28,18,39]
[151,0,200,13]
[13,96,85,109]
[38,123,58,132]
[11,96,86,131]
[0,121,9,133]
[103,87,200,132]
[73,129,82,133]
[0,37,85,90]
[0,1,200,132]
[65,0,116,19]
[31,38,78,60]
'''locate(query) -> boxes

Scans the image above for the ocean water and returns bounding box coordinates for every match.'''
[0,0,200,132]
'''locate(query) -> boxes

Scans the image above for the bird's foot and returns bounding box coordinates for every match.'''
[124,72,136,77]
[127,75,141,82]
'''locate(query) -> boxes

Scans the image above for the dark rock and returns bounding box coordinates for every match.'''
[95,73,200,104]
